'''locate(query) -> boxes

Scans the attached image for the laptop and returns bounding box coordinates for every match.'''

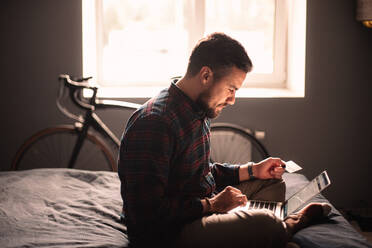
[229,170,331,219]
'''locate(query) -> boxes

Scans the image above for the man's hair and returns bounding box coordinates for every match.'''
[185,32,253,81]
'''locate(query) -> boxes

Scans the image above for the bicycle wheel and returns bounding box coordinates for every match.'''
[11,125,117,171]
[210,123,270,164]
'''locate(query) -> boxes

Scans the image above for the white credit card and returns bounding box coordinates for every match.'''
[285,160,302,173]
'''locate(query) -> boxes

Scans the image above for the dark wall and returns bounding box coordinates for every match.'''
[0,0,83,167]
[1,0,371,208]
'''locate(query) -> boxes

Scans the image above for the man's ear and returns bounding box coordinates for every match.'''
[199,66,213,86]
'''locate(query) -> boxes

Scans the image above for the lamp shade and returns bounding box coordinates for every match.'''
[356,0,372,21]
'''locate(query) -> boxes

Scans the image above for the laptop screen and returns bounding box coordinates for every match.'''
[286,171,331,216]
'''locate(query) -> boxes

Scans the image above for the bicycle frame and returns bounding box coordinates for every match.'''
[58,74,141,169]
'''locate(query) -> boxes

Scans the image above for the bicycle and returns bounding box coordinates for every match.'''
[11,74,141,172]
[11,74,270,171]
[209,122,270,164]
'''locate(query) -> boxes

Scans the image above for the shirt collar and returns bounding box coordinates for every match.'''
[169,79,207,120]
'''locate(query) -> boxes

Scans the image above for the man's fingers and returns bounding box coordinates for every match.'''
[273,167,285,173]
[270,166,284,179]
[225,185,243,194]
[240,195,248,204]
[272,166,285,173]
[273,173,282,179]
[275,159,286,168]
[232,194,247,208]
[268,157,285,167]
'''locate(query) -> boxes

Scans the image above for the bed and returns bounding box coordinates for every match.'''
[0,168,370,248]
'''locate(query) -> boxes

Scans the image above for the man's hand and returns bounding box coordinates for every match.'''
[207,186,247,213]
[252,157,285,180]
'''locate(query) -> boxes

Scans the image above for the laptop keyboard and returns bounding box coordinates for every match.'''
[248,200,277,213]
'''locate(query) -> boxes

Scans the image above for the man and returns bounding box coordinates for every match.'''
[118,33,330,248]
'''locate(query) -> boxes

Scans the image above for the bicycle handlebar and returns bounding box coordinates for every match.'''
[58,74,97,112]
[72,76,93,82]
[56,74,141,123]
[59,74,97,90]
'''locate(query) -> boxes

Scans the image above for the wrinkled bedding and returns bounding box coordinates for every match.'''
[283,173,371,248]
[0,169,127,248]
[0,169,370,248]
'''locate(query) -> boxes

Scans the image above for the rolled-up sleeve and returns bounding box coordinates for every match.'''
[210,162,240,191]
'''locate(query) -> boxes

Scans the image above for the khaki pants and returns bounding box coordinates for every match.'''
[176,179,288,248]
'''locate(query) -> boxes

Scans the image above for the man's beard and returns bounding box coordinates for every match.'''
[196,89,224,119]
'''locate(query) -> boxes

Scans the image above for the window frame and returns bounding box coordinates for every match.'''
[82,0,306,98]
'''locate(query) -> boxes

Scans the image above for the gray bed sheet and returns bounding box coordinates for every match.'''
[0,169,127,248]
[0,168,370,248]
[283,173,372,248]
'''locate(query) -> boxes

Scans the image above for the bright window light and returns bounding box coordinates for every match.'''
[205,0,275,74]
[83,0,306,98]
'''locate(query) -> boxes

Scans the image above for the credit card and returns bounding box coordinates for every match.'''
[284,160,302,173]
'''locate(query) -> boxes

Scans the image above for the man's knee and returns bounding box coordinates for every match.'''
[254,178,286,202]
[263,178,286,202]
[234,209,288,247]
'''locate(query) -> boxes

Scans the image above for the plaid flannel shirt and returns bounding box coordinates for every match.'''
[118,82,240,243]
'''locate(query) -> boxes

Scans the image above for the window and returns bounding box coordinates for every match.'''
[83,0,306,98]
